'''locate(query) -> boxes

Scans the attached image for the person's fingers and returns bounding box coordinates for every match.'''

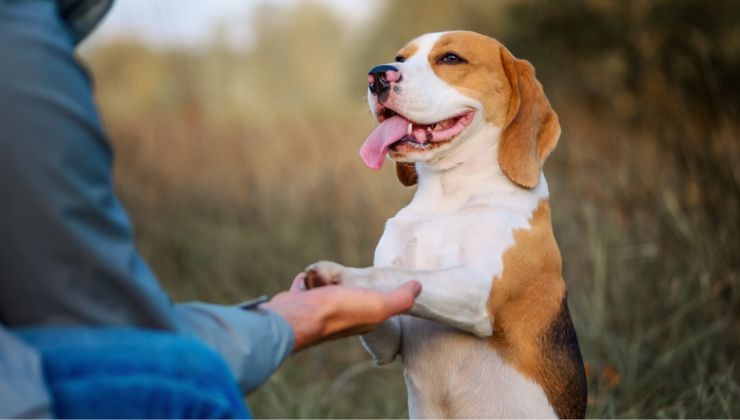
[290,272,307,292]
[379,281,421,316]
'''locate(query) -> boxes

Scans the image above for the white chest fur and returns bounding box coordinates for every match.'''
[373,207,556,418]
[369,146,556,417]
[401,318,556,419]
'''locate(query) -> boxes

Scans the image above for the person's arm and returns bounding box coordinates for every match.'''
[0,0,418,397]
[175,276,419,393]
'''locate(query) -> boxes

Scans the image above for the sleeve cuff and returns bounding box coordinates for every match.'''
[175,302,295,394]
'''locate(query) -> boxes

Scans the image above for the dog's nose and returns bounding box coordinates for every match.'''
[368,64,401,100]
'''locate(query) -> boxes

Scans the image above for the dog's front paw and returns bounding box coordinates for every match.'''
[304,261,348,289]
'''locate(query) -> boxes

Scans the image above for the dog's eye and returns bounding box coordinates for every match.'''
[395,55,406,63]
[438,52,466,65]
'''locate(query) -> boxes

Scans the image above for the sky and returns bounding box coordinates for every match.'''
[81,0,380,51]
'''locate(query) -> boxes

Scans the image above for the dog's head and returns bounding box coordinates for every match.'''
[360,31,560,188]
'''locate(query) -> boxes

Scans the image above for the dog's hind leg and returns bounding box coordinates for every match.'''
[360,316,402,365]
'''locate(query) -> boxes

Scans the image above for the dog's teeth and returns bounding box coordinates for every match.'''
[407,123,413,135]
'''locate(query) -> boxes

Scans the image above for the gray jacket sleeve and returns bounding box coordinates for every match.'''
[0,0,294,412]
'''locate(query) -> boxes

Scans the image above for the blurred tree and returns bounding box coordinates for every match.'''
[503,0,740,123]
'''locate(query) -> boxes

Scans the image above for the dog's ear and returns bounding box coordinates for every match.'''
[395,162,418,187]
[498,47,560,189]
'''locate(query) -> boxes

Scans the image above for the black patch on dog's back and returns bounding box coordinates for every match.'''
[539,295,588,419]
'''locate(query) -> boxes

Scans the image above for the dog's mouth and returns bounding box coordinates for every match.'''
[359,107,475,169]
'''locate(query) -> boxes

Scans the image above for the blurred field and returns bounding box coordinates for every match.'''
[81,0,739,418]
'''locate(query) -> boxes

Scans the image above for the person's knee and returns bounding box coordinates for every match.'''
[117,332,249,418]
[154,333,250,418]
[16,327,250,419]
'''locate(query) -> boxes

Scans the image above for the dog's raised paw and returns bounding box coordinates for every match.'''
[304,269,332,289]
[303,261,346,289]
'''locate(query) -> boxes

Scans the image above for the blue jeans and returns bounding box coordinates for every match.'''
[15,328,250,419]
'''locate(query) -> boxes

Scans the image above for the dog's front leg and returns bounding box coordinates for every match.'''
[305,261,493,337]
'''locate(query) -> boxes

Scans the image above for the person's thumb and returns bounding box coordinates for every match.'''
[382,281,422,315]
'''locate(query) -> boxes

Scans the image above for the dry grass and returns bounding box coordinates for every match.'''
[81,1,739,417]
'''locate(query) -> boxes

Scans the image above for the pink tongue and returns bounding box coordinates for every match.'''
[359,115,409,169]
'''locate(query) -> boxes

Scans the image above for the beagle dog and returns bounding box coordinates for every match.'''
[304,31,587,419]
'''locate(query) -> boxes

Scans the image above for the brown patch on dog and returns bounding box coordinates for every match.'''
[487,200,587,418]
[429,31,512,127]
[428,31,559,189]
[396,41,419,61]
[395,162,418,186]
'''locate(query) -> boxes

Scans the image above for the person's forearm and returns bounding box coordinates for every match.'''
[261,275,420,352]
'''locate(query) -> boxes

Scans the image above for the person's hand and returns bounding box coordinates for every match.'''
[261,273,421,352]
